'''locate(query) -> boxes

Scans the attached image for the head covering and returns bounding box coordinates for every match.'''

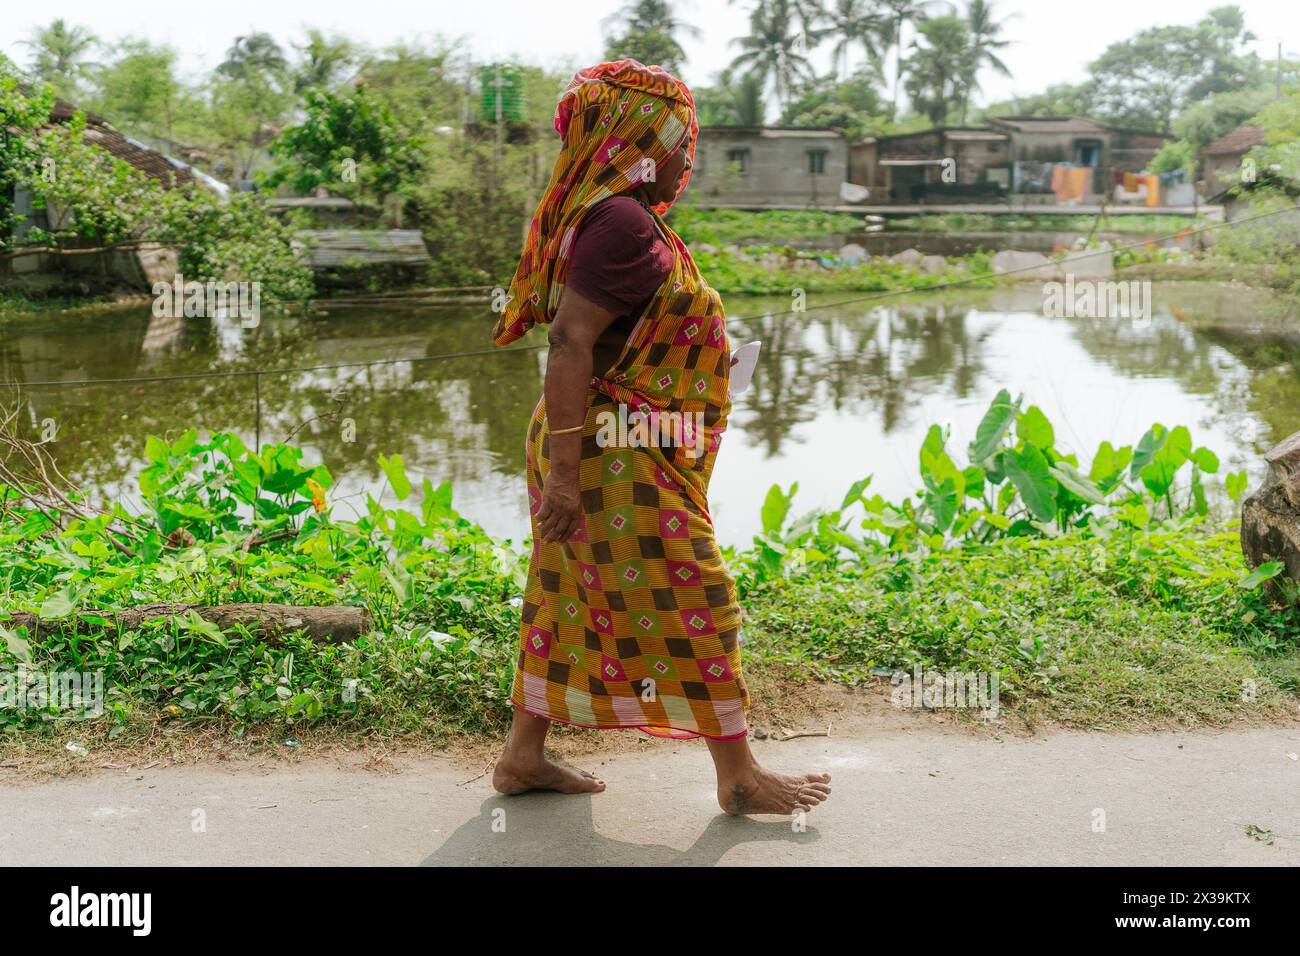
[492,59,698,346]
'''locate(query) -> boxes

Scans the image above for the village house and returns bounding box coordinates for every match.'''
[689,126,849,207]
[849,117,1173,205]
[3,95,220,291]
[1201,125,1267,194]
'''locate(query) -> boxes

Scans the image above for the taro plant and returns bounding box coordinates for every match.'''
[743,388,1252,582]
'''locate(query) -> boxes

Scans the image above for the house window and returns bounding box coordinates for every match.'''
[1075,141,1101,167]
[727,148,750,174]
[808,149,827,174]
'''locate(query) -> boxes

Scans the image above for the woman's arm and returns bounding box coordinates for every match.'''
[535,289,617,544]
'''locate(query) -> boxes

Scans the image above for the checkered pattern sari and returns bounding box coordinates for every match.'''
[497,61,747,740]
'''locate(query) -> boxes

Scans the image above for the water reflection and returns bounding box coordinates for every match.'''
[0,281,1293,546]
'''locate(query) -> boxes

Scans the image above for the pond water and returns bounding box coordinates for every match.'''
[2,281,1296,547]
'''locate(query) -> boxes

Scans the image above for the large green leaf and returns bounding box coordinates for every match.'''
[760,482,797,536]
[0,624,31,663]
[839,475,873,511]
[1002,446,1059,522]
[379,453,412,501]
[1049,461,1107,505]
[1017,405,1055,450]
[1241,561,1284,590]
[969,389,1017,463]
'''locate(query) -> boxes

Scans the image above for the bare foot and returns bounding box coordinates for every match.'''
[492,754,606,796]
[718,765,831,816]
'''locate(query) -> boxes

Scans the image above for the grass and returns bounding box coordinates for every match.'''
[741,526,1297,730]
[5,521,1295,765]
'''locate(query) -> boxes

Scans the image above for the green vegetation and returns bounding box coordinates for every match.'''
[669,207,870,244]
[692,245,997,294]
[886,213,1205,235]
[0,59,313,304]
[1,395,1293,758]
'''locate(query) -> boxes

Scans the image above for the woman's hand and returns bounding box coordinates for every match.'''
[537,467,582,543]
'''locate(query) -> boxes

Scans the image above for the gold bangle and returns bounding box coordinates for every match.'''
[549,423,584,435]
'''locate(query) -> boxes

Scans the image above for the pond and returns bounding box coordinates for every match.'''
[1,280,1296,548]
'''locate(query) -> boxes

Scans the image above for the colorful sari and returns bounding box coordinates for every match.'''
[492,60,747,740]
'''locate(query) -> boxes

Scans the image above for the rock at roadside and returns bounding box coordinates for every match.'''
[1241,430,1300,591]
[989,249,1062,281]
[889,248,923,269]
[839,242,868,263]
[920,254,947,275]
[1060,241,1115,279]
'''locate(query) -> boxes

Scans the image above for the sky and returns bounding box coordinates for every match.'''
[2,0,1296,110]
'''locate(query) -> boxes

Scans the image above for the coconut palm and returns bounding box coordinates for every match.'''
[903,14,973,125]
[729,0,819,109]
[959,0,1014,121]
[291,30,358,93]
[21,19,99,99]
[217,33,288,85]
[879,0,954,118]
[602,0,701,76]
[814,0,885,81]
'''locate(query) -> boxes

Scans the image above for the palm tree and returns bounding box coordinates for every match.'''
[602,0,701,76]
[292,30,358,93]
[959,0,1013,122]
[814,0,885,81]
[903,14,972,125]
[879,0,953,118]
[729,0,819,109]
[21,19,99,99]
[217,33,288,85]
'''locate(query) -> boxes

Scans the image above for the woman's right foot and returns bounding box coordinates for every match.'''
[492,754,606,795]
[717,765,832,816]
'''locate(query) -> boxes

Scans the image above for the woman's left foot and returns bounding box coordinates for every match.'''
[717,765,832,815]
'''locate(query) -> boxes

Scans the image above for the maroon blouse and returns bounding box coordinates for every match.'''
[566,196,673,320]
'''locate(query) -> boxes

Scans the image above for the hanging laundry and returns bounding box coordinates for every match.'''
[1145,174,1160,207]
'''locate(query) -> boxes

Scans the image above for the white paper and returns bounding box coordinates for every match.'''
[729,340,762,395]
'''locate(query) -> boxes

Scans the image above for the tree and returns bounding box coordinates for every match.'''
[266,84,422,218]
[729,0,819,109]
[88,39,187,142]
[959,0,1012,122]
[291,30,359,94]
[695,69,768,126]
[981,82,1092,121]
[1086,5,1262,131]
[781,68,885,138]
[602,0,699,76]
[217,33,288,85]
[211,34,293,183]
[879,0,952,119]
[813,0,885,81]
[21,19,99,100]
[903,15,972,126]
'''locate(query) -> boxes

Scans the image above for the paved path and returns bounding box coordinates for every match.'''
[3,725,1296,866]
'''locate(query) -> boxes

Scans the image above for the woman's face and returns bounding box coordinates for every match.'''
[645,140,691,206]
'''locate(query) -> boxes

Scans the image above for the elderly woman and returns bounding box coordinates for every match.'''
[490,60,830,816]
